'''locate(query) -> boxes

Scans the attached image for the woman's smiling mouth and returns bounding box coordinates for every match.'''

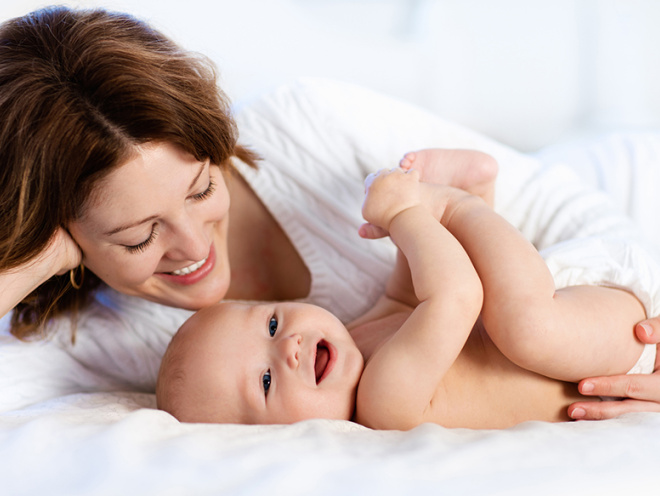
[159,245,216,285]
[170,257,208,275]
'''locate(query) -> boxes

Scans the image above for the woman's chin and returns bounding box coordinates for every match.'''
[126,273,229,310]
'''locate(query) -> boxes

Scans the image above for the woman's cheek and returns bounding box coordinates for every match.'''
[88,251,159,286]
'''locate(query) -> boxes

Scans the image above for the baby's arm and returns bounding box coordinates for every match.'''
[374,149,496,303]
[355,169,483,430]
[440,190,646,382]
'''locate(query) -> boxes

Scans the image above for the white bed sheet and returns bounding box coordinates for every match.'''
[0,392,658,496]
[2,83,660,495]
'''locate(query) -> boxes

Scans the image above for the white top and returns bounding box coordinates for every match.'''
[1,78,659,412]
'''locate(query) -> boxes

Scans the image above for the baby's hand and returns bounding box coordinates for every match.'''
[361,168,422,234]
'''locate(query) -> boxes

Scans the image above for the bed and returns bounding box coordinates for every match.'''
[1,392,658,495]
[1,79,660,496]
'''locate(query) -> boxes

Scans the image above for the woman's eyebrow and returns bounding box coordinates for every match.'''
[187,161,206,192]
[104,214,159,236]
[103,163,206,236]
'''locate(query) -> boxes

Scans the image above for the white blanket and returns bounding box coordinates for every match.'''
[2,83,660,495]
[0,392,657,495]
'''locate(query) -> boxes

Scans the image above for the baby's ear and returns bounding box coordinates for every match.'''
[358,223,388,240]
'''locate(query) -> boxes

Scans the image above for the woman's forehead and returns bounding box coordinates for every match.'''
[80,143,205,223]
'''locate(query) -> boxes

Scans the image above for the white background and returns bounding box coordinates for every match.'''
[4,0,660,151]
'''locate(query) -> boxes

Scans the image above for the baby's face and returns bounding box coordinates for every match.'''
[176,301,364,424]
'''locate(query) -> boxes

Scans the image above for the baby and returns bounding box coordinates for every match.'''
[157,150,655,430]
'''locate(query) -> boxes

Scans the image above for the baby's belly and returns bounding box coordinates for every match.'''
[426,328,590,429]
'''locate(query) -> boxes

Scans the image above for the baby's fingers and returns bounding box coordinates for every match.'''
[358,223,388,240]
[364,167,418,190]
[364,171,379,191]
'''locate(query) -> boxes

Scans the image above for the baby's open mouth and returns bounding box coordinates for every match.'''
[315,340,331,384]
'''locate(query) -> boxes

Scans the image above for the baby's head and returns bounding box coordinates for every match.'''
[157,301,364,424]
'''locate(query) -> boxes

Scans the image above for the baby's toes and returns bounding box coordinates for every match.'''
[399,151,417,170]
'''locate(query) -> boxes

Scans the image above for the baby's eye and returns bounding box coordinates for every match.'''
[269,316,278,337]
[262,370,272,396]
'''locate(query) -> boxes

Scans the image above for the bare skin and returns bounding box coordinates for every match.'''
[400,148,660,422]
[224,171,310,302]
[569,323,660,419]
[400,148,498,206]
[159,154,647,430]
[1,144,311,322]
[350,310,588,429]
[356,154,647,428]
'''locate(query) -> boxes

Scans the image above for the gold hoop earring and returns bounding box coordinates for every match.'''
[69,264,85,290]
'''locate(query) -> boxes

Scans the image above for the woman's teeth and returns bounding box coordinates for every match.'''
[170,257,207,276]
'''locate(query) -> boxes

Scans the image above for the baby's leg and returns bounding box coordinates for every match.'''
[487,284,647,383]
[400,149,497,206]
[438,188,647,383]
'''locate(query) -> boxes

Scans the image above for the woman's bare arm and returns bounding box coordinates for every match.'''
[0,228,81,320]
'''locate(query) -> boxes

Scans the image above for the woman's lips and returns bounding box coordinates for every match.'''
[170,257,207,275]
[314,339,336,384]
[158,245,216,286]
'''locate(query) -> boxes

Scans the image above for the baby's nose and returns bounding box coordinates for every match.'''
[282,334,302,369]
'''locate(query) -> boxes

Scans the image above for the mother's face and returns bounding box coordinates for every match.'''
[68,142,232,310]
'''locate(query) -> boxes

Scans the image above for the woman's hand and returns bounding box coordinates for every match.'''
[568,319,660,420]
[45,227,83,276]
[0,227,82,320]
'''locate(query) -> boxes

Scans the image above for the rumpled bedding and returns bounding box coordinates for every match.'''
[1,81,660,495]
[1,392,658,495]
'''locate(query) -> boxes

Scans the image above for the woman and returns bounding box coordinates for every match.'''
[0,6,658,419]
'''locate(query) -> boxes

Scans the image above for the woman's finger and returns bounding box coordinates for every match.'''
[577,373,660,403]
[568,398,660,421]
[635,317,660,344]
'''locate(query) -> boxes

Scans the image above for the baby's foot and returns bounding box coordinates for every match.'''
[399,148,497,205]
[399,151,419,171]
[399,149,453,182]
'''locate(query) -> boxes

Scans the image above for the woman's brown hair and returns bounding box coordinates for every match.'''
[0,6,258,340]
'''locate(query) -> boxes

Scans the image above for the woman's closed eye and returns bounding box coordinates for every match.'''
[190,178,216,202]
[124,225,158,254]
[122,178,213,255]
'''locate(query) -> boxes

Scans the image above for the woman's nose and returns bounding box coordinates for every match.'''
[280,334,302,369]
[166,219,210,261]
